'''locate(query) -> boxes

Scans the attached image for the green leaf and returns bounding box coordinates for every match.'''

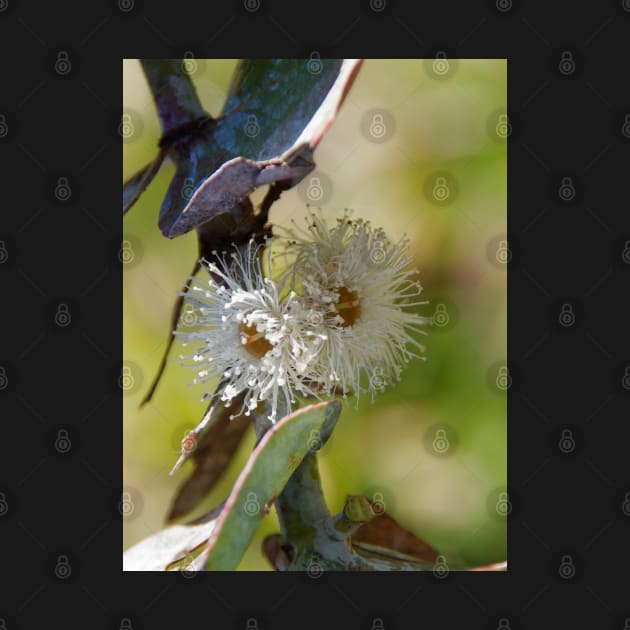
[203,400,341,571]
[124,58,362,236]
[123,59,362,232]
[160,58,362,237]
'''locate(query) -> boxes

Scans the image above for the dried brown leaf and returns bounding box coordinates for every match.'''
[167,393,250,523]
[351,504,439,564]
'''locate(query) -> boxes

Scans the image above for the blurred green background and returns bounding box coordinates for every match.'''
[123,58,507,569]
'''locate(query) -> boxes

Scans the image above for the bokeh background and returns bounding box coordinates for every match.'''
[123,58,507,569]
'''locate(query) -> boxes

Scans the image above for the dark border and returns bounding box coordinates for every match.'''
[2,1,629,628]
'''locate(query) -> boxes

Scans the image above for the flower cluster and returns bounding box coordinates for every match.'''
[175,211,430,422]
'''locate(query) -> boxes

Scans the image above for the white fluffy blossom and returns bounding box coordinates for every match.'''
[175,240,325,422]
[284,211,431,401]
[174,212,429,421]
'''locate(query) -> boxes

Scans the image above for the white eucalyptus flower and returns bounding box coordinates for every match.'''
[175,240,325,422]
[285,211,431,401]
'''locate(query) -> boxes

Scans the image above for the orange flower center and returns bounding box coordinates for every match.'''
[239,322,272,358]
[335,286,361,327]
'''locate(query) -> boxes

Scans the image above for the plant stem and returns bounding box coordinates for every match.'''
[140,59,208,134]
[275,452,330,549]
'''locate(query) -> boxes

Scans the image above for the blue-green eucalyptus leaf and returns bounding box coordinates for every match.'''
[203,400,342,571]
